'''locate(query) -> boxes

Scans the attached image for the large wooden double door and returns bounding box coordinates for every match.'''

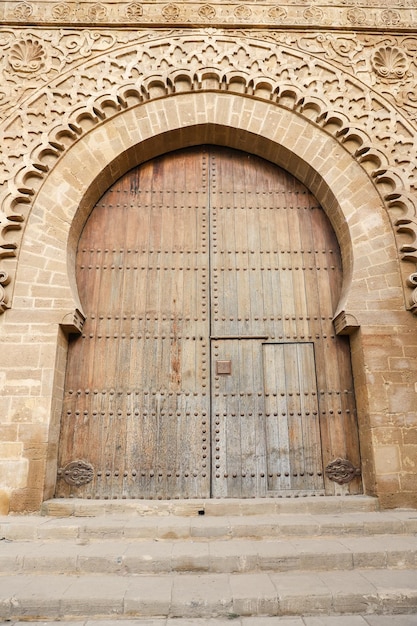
[56,147,361,499]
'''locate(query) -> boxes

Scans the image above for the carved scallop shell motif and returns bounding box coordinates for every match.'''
[372,46,408,81]
[9,38,46,74]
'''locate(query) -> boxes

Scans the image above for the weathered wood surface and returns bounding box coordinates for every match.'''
[56,147,361,499]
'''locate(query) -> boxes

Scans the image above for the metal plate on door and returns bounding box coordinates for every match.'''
[216,360,232,375]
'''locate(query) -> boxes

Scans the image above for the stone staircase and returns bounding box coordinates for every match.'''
[1,497,417,623]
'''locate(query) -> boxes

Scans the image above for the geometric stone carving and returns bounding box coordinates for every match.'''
[1,30,417,313]
[2,2,417,31]
[57,461,94,486]
[325,458,361,485]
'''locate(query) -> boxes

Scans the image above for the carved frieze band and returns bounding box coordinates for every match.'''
[0,1,414,30]
[1,29,417,312]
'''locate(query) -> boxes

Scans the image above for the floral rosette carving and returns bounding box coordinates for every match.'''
[51,3,72,20]
[268,6,288,22]
[162,4,180,21]
[13,3,33,20]
[234,5,252,20]
[88,3,108,21]
[346,8,366,25]
[371,46,408,81]
[381,9,401,26]
[303,6,324,24]
[9,38,46,75]
[126,3,143,20]
[198,5,216,21]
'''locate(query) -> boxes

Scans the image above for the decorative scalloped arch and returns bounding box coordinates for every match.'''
[12,93,401,340]
[1,32,417,312]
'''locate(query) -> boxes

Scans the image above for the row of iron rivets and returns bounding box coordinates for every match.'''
[88,315,333,321]
[218,472,322,478]
[211,267,335,270]
[82,331,333,338]
[212,250,334,254]
[212,202,318,207]
[80,266,204,270]
[211,190,311,194]
[80,249,332,255]
[110,189,205,193]
[213,411,318,416]
[81,249,205,254]
[211,329,335,339]
[212,391,350,396]
[95,471,206,478]
[90,315,209,320]
[67,390,207,396]
[82,334,208,339]
[209,313,334,322]
[66,411,209,417]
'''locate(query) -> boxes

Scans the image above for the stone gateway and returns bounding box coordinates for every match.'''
[0,1,416,512]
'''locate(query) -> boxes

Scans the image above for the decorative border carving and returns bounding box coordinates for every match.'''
[1,30,417,312]
[0,2,414,30]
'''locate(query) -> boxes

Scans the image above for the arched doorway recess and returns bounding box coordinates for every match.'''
[56,146,362,499]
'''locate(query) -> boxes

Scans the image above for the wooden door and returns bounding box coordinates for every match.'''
[56,146,362,499]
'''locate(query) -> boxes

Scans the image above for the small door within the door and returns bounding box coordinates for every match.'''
[211,340,323,498]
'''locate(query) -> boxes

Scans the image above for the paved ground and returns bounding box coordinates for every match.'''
[2,617,417,625]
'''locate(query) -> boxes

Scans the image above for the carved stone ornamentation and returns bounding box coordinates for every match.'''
[0,271,10,313]
[9,38,46,74]
[303,6,324,23]
[51,3,72,20]
[268,6,287,22]
[381,9,401,26]
[126,3,143,20]
[346,8,366,25]
[325,458,361,485]
[371,46,408,81]
[198,4,216,20]
[88,3,108,21]
[407,273,417,313]
[162,4,180,20]
[13,3,33,20]
[234,5,252,20]
[58,460,94,486]
[1,31,417,313]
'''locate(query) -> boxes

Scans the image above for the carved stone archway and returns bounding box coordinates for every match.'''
[5,91,406,511]
[2,31,417,313]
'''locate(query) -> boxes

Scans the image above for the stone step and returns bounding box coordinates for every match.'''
[41,496,379,518]
[1,535,416,575]
[1,569,417,620]
[5,618,417,626]
[2,510,416,542]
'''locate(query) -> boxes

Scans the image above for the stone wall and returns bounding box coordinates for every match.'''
[0,0,416,512]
